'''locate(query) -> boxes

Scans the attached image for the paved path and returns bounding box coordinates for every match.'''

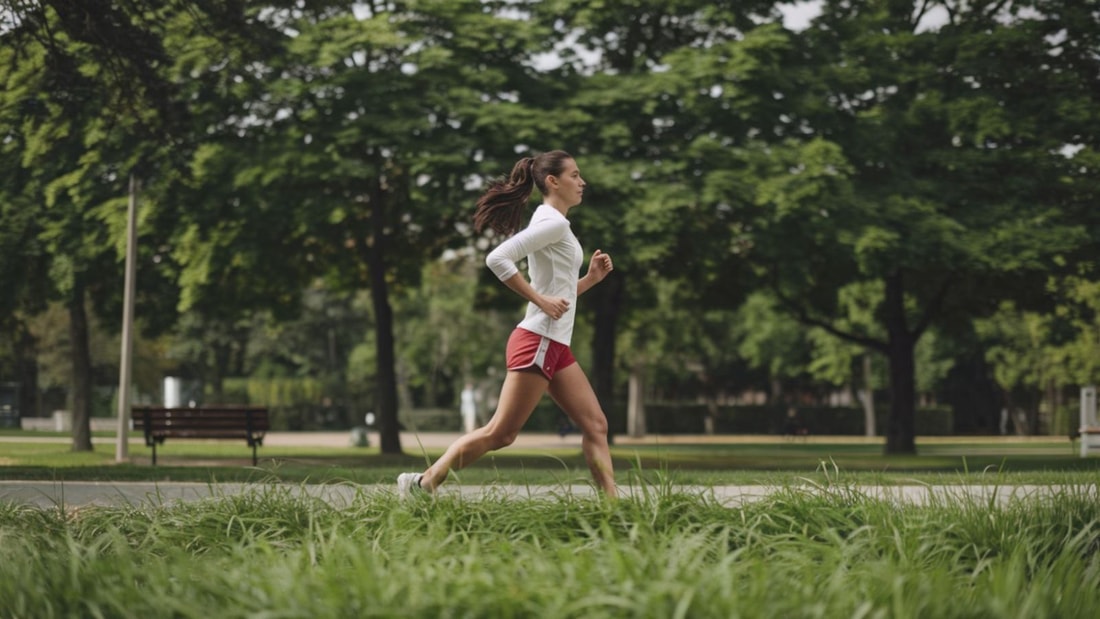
[1,480,1092,510]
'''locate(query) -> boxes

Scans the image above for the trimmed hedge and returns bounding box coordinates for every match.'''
[399,403,582,434]
[398,401,954,436]
[643,404,954,436]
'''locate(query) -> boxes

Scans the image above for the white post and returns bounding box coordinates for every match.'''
[861,354,876,437]
[164,377,182,407]
[115,174,139,462]
[1081,386,1096,458]
[627,362,646,438]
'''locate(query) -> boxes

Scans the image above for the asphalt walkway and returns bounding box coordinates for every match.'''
[0,480,1091,510]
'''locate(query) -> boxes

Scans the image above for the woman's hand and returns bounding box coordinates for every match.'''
[586,249,614,282]
[538,295,571,320]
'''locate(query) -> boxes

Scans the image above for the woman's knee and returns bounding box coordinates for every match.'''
[577,410,608,437]
[485,427,520,450]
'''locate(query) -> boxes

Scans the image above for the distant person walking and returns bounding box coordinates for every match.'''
[460,382,478,434]
[399,150,617,497]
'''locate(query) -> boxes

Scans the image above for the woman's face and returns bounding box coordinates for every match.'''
[549,158,586,207]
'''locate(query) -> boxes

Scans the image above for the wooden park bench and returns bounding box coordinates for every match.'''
[1076,387,1100,458]
[132,405,269,465]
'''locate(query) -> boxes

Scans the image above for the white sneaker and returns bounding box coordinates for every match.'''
[397,472,425,498]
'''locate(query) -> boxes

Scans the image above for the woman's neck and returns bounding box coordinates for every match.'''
[543,197,572,216]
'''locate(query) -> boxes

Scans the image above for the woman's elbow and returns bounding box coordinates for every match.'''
[485,253,515,281]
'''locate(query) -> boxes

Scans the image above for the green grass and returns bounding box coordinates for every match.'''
[1,478,1098,618]
[0,428,132,440]
[3,433,1100,486]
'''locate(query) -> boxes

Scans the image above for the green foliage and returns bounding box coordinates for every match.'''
[975,301,1063,394]
[736,292,811,381]
[1054,276,1100,385]
[619,279,758,403]
[23,297,168,391]
[394,255,513,408]
[220,377,323,408]
[4,0,1100,450]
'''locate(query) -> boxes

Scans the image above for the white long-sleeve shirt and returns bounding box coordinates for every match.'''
[485,204,583,346]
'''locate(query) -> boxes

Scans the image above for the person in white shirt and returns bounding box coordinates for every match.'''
[399,150,617,497]
[460,383,478,434]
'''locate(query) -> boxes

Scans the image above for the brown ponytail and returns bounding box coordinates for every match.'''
[473,150,574,236]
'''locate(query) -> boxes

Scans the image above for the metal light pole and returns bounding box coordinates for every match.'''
[115,174,139,462]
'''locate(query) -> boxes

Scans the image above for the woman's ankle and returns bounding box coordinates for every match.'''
[420,469,444,491]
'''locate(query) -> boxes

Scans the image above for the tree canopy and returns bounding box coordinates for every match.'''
[1,0,1097,455]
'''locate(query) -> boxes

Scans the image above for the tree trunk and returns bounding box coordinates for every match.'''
[209,339,230,403]
[15,320,39,419]
[1026,392,1041,435]
[703,397,717,435]
[366,185,402,455]
[232,326,248,376]
[1003,391,1024,436]
[69,280,94,452]
[883,272,916,455]
[589,271,623,441]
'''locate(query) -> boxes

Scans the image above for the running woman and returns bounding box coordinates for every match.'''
[398,150,616,497]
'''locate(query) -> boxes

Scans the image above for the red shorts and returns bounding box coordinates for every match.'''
[505,328,576,380]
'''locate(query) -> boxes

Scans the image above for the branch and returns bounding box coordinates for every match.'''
[943,0,957,25]
[983,0,1013,22]
[770,280,889,354]
[911,0,933,31]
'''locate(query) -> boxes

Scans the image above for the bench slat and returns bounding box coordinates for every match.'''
[147,430,256,437]
[142,420,271,429]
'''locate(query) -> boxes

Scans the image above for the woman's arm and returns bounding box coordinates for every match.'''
[485,216,568,281]
[486,215,572,319]
[499,273,571,320]
[577,249,614,296]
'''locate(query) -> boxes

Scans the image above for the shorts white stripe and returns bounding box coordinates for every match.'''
[532,336,551,370]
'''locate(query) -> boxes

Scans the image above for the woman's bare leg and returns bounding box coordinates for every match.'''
[419,369,548,491]
[548,363,616,497]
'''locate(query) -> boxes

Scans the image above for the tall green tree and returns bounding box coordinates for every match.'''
[727,0,1099,453]
[0,10,147,449]
[193,0,551,453]
[0,85,50,419]
[535,0,784,432]
[1,0,277,449]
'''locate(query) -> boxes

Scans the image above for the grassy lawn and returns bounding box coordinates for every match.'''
[2,432,1099,486]
[2,480,1098,617]
[3,432,1099,617]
